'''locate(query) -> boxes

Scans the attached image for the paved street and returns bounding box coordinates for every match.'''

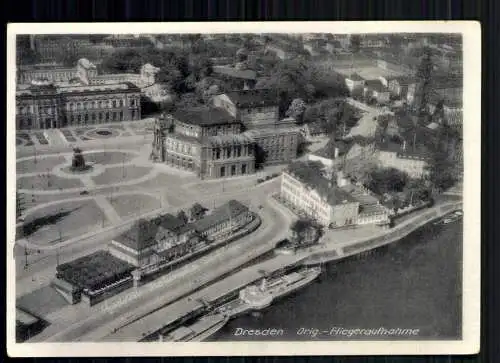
[28,192,294,342]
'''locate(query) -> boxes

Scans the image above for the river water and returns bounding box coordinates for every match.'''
[210,219,462,341]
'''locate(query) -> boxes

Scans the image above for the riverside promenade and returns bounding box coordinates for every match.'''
[102,200,462,342]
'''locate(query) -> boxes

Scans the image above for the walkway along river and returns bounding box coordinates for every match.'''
[210,217,463,341]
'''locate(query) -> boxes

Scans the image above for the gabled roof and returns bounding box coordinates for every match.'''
[171,107,237,126]
[286,161,357,205]
[364,79,388,93]
[113,218,158,251]
[224,89,278,108]
[347,73,365,81]
[192,200,249,233]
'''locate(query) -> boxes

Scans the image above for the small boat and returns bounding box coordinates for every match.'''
[453,210,463,217]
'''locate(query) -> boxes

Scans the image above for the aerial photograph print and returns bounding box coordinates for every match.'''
[7,21,480,357]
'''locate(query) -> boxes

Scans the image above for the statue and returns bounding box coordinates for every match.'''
[71,147,87,171]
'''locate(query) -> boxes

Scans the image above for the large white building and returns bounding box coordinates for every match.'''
[280,162,360,228]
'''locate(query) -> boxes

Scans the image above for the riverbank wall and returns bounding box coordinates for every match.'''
[301,201,462,266]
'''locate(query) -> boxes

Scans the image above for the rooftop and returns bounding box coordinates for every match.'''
[212,66,257,80]
[286,161,357,205]
[376,138,432,160]
[348,73,365,81]
[192,200,249,233]
[114,213,192,251]
[56,251,135,291]
[172,107,237,126]
[364,79,388,93]
[113,218,158,251]
[224,89,279,108]
[207,133,255,146]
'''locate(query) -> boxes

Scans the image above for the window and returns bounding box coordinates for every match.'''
[106,112,110,121]
[227,147,231,158]
[120,111,123,120]
[113,112,117,121]
[85,114,89,122]
[220,166,225,177]
[112,100,117,108]
[99,112,103,121]
[216,149,221,159]
[92,113,96,122]
[84,102,88,110]
[119,99,124,107]
[77,114,82,124]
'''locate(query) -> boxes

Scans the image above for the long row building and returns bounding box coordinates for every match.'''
[53,200,256,306]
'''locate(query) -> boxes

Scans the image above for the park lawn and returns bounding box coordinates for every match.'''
[21,199,109,245]
[17,174,84,191]
[84,151,137,165]
[107,193,161,220]
[16,156,67,174]
[91,165,152,186]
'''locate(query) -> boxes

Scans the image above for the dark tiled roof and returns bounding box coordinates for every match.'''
[286,161,357,205]
[172,107,237,126]
[193,200,249,233]
[113,218,158,251]
[152,213,189,234]
[348,73,365,81]
[56,251,135,290]
[364,79,388,93]
[224,89,278,108]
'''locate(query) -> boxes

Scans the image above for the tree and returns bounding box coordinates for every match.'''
[415,47,434,116]
[290,218,321,246]
[176,210,188,224]
[286,98,307,122]
[189,203,207,221]
[426,150,457,192]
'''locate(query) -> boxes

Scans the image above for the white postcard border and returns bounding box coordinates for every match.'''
[6,21,481,357]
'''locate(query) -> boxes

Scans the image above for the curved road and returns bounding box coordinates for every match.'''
[30,192,292,342]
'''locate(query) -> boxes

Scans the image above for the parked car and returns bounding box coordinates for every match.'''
[80,190,89,195]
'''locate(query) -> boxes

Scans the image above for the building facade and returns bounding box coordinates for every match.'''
[377,149,429,178]
[16,81,141,129]
[151,109,256,179]
[152,89,300,178]
[110,200,254,275]
[280,166,360,228]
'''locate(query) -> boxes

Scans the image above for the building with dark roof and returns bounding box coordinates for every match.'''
[54,250,135,305]
[106,201,255,278]
[280,161,360,227]
[109,214,197,269]
[192,200,253,241]
[375,138,431,178]
[151,89,300,178]
[212,65,257,90]
[363,79,390,103]
[15,80,141,130]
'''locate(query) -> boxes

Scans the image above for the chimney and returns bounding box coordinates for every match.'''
[402,140,407,151]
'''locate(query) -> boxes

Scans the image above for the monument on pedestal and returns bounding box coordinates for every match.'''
[70,147,90,172]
